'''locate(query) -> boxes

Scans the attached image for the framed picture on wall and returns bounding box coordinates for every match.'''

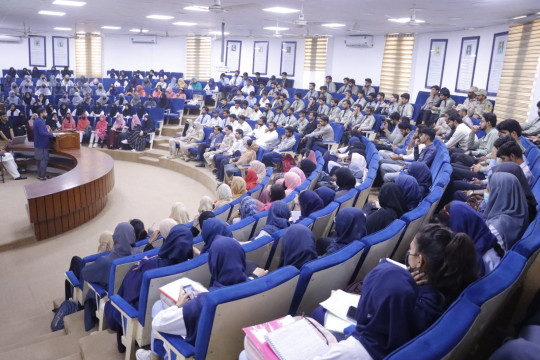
[280,41,296,77]
[455,36,480,93]
[52,36,69,67]
[253,41,269,75]
[28,35,46,67]
[226,40,242,73]
[486,32,508,96]
[425,39,447,88]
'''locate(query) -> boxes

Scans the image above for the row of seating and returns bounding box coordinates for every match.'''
[385,135,540,359]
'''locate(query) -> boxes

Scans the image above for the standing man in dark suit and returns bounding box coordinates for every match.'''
[34,107,57,181]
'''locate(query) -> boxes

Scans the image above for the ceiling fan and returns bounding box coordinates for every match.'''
[208,0,256,13]
[386,5,455,27]
[281,0,322,28]
[0,23,33,38]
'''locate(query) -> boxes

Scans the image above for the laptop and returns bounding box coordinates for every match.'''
[10,135,26,145]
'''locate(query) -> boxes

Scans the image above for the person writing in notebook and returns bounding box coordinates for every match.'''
[136,236,266,360]
[313,224,478,360]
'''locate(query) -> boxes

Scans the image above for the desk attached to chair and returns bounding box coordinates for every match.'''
[11,138,115,240]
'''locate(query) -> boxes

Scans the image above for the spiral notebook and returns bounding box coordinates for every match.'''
[264,318,329,360]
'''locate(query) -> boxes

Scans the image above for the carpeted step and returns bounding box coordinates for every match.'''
[0,312,54,348]
[64,310,97,337]
[79,330,124,360]
[0,332,82,360]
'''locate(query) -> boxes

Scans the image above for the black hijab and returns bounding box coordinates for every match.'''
[366,183,406,235]
[299,159,317,178]
[335,167,357,191]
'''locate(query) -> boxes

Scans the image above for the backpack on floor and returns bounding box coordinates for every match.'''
[51,300,79,332]
[281,154,295,173]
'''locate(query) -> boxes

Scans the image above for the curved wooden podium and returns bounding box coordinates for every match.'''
[14,141,115,240]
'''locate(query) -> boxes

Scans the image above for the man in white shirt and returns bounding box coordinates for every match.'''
[251,103,263,121]
[239,101,253,119]
[261,126,297,167]
[252,117,268,139]
[214,128,247,181]
[194,106,211,126]
[230,70,243,90]
[207,110,224,128]
[457,108,473,128]
[229,101,242,116]
[236,115,253,137]
[256,121,280,150]
[303,82,319,100]
[258,92,270,106]
[445,112,474,149]
[241,78,255,95]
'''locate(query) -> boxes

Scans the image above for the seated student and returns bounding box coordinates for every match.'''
[407,161,433,198]
[229,196,259,224]
[492,162,537,222]
[438,201,504,275]
[215,183,233,210]
[484,172,529,250]
[75,114,92,143]
[261,126,297,167]
[168,120,204,160]
[223,140,259,183]
[380,127,437,183]
[230,176,247,200]
[279,225,318,269]
[377,112,403,150]
[89,114,108,148]
[291,92,306,113]
[213,129,246,182]
[316,207,366,256]
[521,100,540,136]
[450,112,499,168]
[445,112,473,149]
[497,118,526,151]
[395,173,422,211]
[137,236,266,360]
[316,186,336,207]
[328,153,368,186]
[81,222,138,330]
[200,217,233,254]
[295,190,324,222]
[496,140,534,186]
[125,114,155,152]
[302,115,335,152]
[106,222,193,353]
[283,171,302,196]
[315,225,478,360]
[256,199,291,237]
[363,183,407,235]
[334,167,357,198]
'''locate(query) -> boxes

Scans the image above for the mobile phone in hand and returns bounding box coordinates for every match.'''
[183,284,195,300]
[346,306,357,321]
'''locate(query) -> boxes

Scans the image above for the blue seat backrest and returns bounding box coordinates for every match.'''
[276,126,285,138]
[147,108,164,122]
[169,98,185,112]
[329,122,344,143]
[453,95,467,104]
[415,91,430,106]
[372,114,383,131]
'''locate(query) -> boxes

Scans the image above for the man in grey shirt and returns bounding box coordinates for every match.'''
[430,88,455,124]
[291,92,306,113]
[398,93,414,119]
[325,75,336,93]
[261,126,297,166]
[522,100,540,136]
[417,85,440,125]
[303,115,334,151]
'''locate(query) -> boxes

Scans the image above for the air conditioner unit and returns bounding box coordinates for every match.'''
[0,35,22,43]
[345,35,373,48]
[131,35,157,44]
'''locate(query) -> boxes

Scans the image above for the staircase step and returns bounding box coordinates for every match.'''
[64,311,97,337]
[0,332,82,360]
[156,142,170,152]
[144,149,169,159]
[79,330,124,360]
[0,312,54,348]
[1,329,65,353]
[138,156,161,165]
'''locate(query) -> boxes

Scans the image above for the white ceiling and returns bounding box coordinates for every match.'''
[0,0,539,38]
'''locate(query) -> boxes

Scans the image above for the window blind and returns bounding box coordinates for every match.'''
[304,37,328,71]
[379,34,415,96]
[494,19,540,122]
[75,34,102,78]
[186,37,211,80]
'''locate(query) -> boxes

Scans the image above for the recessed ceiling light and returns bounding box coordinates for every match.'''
[54,27,72,31]
[146,15,174,20]
[101,26,121,30]
[512,15,526,19]
[322,23,346,28]
[264,26,289,31]
[184,5,209,12]
[388,17,424,23]
[262,7,299,14]
[38,10,66,16]
[52,0,86,6]
[388,32,400,35]
[130,28,149,33]
[209,31,230,35]
[173,21,197,26]
[91,31,101,35]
